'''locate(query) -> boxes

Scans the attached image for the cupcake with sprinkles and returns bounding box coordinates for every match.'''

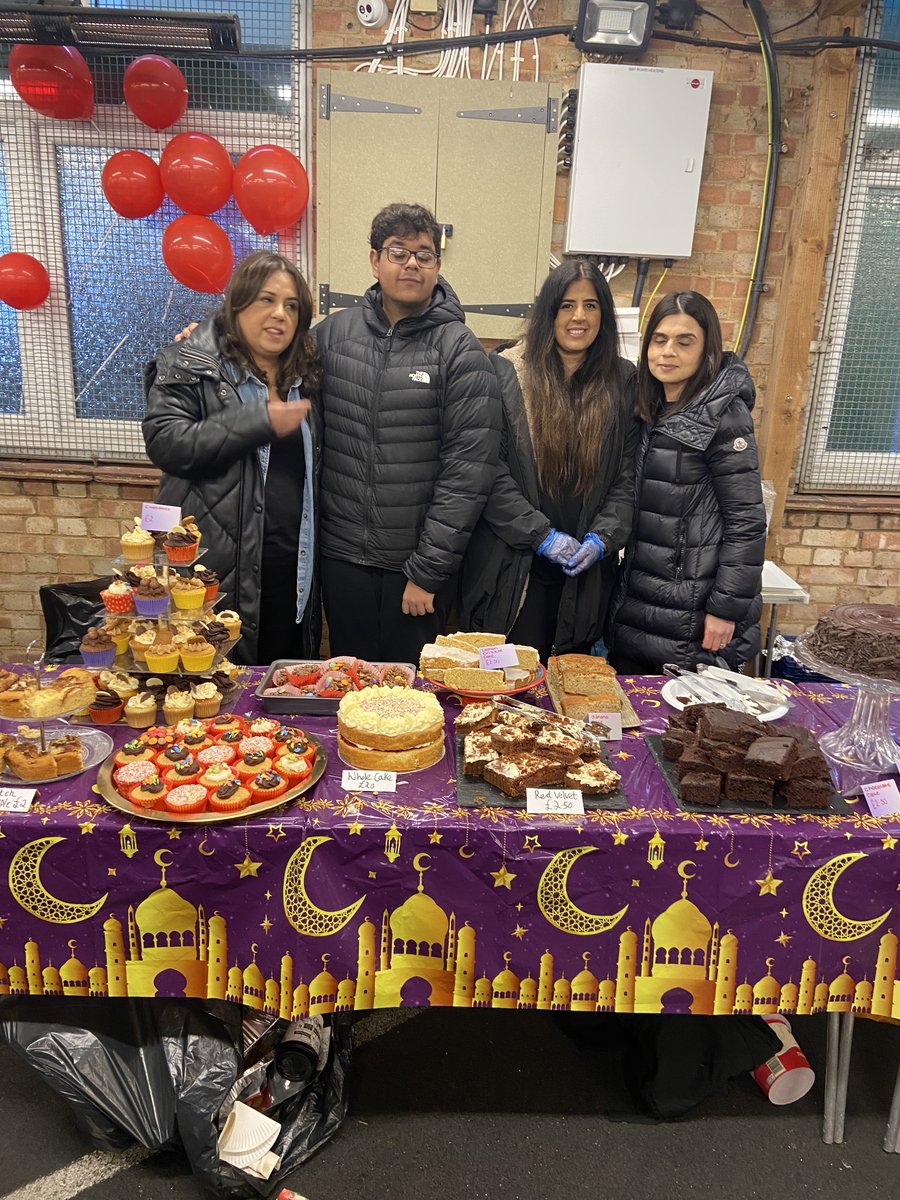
[278,735,317,765]
[114,738,156,766]
[131,774,167,809]
[164,783,208,815]
[218,727,244,746]
[238,735,275,758]
[235,749,272,779]
[196,743,237,768]
[156,742,192,770]
[182,727,213,752]
[277,752,313,785]
[211,713,244,733]
[248,718,280,737]
[207,777,251,813]
[165,756,202,784]
[248,768,288,801]
[114,759,159,795]
[198,763,234,790]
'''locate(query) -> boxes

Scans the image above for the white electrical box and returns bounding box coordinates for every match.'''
[564,63,714,259]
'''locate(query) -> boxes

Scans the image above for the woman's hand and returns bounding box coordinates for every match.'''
[267,397,310,437]
[401,580,435,617]
[702,613,735,653]
[174,321,199,343]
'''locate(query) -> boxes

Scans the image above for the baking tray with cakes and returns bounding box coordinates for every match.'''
[256,658,417,715]
[96,714,326,824]
[546,653,640,730]
[453,697,626,809]
[647,702,848,814]
[419,633,546,697]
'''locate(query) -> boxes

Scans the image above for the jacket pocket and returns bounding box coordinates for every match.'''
[674,518,686,583]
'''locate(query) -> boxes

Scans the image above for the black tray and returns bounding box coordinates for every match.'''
[454,736,627,810]
[255,659,418,715]
[645,735,849,814]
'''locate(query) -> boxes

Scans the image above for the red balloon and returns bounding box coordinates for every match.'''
[101,151,164,219]
[0,253,51,310]
[124,55,188,131]
[8,44,94,121]
[234,144,310,236]
[162,216,233,294]
[160,133,233,215]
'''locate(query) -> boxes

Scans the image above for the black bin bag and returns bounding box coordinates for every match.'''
[0,997,352,1198]
[39,578,114,662]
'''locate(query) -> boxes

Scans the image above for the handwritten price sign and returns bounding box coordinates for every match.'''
[340,769,397,793]
[0,786,36,812]
[861,778,900,819]
[526,788,584,815]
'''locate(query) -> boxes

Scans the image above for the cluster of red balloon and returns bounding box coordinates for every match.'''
[5,46,311,301]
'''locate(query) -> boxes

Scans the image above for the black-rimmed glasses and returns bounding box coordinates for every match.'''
[379,245,439,267]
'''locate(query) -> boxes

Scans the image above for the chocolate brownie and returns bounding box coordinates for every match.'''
[743,736,798,781]
[782,777,834,809]
[660,728,692,760]
[725,771,774,805]
[706,741,747,772]
[675,744,717,781]
[787,745,832,781]
[680,771,722,806]
[698,708,761,749]
[763,721,816,748]
[681,702,727,731]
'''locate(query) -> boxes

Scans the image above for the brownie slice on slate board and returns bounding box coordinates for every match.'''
[661,728,692,760]
[725,771,775,805]
[707,741,747,772]
[783,777,834,809]
[698,707,761,749]
[744,736,798,780]
[675,744,717,781]
[680,771,723,806]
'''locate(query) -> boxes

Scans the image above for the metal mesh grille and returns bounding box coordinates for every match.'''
[0,0,305,463]
[801,0,900,493]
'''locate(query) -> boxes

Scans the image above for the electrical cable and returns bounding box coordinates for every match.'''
[631,258,651,307]
[640,268,669,332]
[408,11,446,32]
[734,0,781,358]
[772,2,821,36]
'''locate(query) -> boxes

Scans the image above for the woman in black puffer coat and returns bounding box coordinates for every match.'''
[608,291,766,673]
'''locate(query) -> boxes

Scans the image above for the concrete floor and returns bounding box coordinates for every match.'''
[0,1009,897,1200]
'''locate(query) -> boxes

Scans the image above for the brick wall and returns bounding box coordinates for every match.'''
[0,468,158,656]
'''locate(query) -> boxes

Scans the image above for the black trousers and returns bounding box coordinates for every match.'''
[508,571,565,664]
[321,558,448,663]
[257,554,309,665]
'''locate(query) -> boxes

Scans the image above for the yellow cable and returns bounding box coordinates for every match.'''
[734,4,774,352]
[639,267,669,332]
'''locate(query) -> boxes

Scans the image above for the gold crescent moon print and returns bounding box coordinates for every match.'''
[9,836,108,923]
[283,835,366,936]
[538,846,628,935]
[802,852,891,941]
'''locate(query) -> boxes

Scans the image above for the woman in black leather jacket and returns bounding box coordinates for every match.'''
[143,251,321,664]
[608,291,766,673]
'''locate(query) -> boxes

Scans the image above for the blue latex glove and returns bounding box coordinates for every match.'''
[536,528,582,567]
[563,532,605,576]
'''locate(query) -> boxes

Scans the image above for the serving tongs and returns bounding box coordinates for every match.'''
[492,694,607,752]
[663,663,784,717]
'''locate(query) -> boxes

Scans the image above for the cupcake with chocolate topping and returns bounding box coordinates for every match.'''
[235,749,272,779]
[193,565,219,603]
[114,738,155,766]
[131,774,167,809]
[81,627,118,670]
[202,621,230,650]
[248,768,288,800]
[133,576,169,617]
[163,524,199,564]
[165,756,201,784]
[156,741,191,769]
[207,777,251,813]
[88,688,123,723]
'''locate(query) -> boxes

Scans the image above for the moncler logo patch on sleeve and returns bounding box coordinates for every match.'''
[733,437,748,451]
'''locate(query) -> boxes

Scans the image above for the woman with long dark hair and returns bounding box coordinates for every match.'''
[460,260,639,662]
[143,250,321,664]
[608,291,766,673]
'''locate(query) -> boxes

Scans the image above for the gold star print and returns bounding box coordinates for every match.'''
[694,836,709,852]
[882,834,897,850]
[791,840,810,860]
[775,931,792,947]
[264,890,272,901]
[780,908,789,919]
[79,821,95,834]
[512,924,527,940]
[631,879,641,887]
[612,830,628,846]
[447,776,457,785]
[347,819,364,835]
[312,817,320,825]
[368,870,377,880]
[167,827,182,840]
[490,863,517,889]
[40,816,49,824]
[523,835,541,853]
[515,902,524,911]
[428,830,443,844]
[844,831,853,840]
[756,871,783,896]
[234,854,262,879]
[107,867,117,877]
[614,751,633,761]
[0,916,6,928]
[267,824,286,842]
[260,915,273,934]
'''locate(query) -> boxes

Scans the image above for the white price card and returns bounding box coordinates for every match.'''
[585,712,622,741]
[140,501,181,531]
[861,777,900,819]
[0,786,37,812]
[341,769,397,793]
[479,643,519,671]
[526,788,584,815]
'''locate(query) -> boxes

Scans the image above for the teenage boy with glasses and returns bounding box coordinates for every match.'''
[314,202,501,662]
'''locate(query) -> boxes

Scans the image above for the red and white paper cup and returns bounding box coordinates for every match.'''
[752,1013,815,1105]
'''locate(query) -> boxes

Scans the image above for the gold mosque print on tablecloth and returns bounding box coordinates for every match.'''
[2,849,900,1021]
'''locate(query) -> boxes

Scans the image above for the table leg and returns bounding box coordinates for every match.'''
[833,1010,854,1144]
[884,1061,900,1153]
[823,1009,841,1143]
[763,603,779,679]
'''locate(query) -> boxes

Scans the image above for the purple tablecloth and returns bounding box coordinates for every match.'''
[1,676,898,1021]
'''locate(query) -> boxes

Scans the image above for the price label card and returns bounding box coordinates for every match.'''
[585,712,622,741]
[479,643,519,671]
[0,787,36,812]
[140,501,181,532]
[526,788,584,815]
[341,769,397,793]
[861,778,900,819]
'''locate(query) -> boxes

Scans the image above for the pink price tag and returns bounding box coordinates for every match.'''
[141,501,181,532]
[861,778,900,819]
[479,644,519,671]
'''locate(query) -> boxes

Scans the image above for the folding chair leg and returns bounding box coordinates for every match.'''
[822,1010,841,1144]
[833,1011,854,1144]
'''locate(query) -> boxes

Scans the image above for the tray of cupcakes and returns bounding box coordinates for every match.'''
[257,658,417,715]
[68,664,248,728]
[95,714,326,824]
[84,609,242,678]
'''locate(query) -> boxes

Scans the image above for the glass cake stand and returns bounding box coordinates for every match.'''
[792,631,900,773]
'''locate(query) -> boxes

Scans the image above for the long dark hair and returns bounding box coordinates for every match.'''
[218,250,321,399]
[521,260,623,496]
[636,291,723,423]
